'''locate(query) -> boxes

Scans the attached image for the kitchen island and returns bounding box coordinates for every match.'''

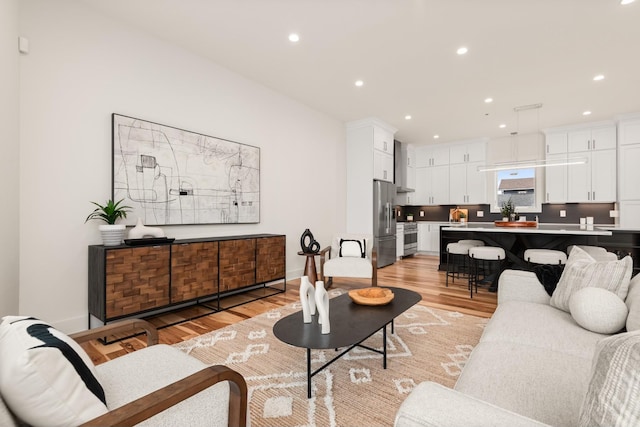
[439,222,640,272]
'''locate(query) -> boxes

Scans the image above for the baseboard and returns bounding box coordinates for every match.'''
[52,314,89,334]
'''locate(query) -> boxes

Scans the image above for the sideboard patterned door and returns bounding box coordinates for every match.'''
[105,246,171,319]
[256,235,286,283]
[219,239,256,292]
[171,241,219,303]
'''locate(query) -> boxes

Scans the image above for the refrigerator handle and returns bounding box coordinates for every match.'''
[386,202,391,230]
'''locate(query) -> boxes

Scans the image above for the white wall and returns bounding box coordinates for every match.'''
[0,0,20,317]
[19,0,346,332]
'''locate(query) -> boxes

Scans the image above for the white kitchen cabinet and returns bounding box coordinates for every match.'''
[414,166,450,205]
[415,144,449,167]
[545,132,568,155]
[396,223,404,258]
[619,118,640,202]
[405,144,416,189]
[346,118,397,234]
[567,149,616,202]
[373,149,394,182]
[449,140,486,164]
[449,162,486,204]
[545,153,568,203]
[568,125,616,152]
[417,222,445,253]
[619,144,640,201]
[373,126,394,154]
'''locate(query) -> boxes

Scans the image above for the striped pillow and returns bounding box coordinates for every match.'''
[550,246,632,313]
[579,331,640,427]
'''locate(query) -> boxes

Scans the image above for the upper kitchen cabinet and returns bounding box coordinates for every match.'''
[544,121,617,203]
[346,118,397,234]
[373,126,395,155]
[395,141,415,191]
[414,165,449,205]
[449,140,486,164]
[415,144,450,167]
[618,115,640,202]
[448,140,486,204]
[545,132,568,155]
[449,162,486,204]
[568,124,616,152]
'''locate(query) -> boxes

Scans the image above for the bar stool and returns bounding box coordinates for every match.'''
[468,246,505,298]
[524,249,567,266]
[446,241,484,287]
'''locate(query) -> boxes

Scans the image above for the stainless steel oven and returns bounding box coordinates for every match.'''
[403,222,418,256]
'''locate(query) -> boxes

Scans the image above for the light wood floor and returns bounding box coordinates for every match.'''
[81,254,497,365]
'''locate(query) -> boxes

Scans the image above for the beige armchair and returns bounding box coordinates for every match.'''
[320,234,377,287]
[0,319,247,427]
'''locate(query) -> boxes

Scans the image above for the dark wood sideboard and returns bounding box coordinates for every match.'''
[88,234,286,326]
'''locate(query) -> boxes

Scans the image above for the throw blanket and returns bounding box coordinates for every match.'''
[533,264,565,296]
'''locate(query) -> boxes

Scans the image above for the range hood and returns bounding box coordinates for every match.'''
[394,140,415,193]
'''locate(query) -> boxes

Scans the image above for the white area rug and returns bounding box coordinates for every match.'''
[174,289,488,426]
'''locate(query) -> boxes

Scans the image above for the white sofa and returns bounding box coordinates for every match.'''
[395,267,640,427]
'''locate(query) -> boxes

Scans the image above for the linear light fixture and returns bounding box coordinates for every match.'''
[477,157,588,172]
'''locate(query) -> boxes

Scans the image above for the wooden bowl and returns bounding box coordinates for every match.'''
[348,287,394,306]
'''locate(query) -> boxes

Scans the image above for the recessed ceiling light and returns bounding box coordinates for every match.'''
[405,115,412,120]
[354,80,364,87]
[621,0,635,5]
[583,111,592,116]
[456,46,468,55]
[485,97,493,103]
[593,74,605,81]
[433,135,440,139]
[288,33,300,43]
[499,124,506,128]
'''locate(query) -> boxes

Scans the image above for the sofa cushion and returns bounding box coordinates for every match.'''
[481,301,606,359]
[550,246,632,313]
[97,344,230,427]
[569,287,628,334]
[578,331,640,427]
[0,316,108,427]
[625,273,640,332]
[455,340,592,427]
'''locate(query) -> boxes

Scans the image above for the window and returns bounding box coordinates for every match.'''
[495,168,539,212]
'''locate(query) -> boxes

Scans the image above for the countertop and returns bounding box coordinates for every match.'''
[441,222,614,236]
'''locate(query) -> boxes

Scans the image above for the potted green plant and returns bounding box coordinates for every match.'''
[500,198,516,221]
[459,211,467,224]
[85,199,132,246]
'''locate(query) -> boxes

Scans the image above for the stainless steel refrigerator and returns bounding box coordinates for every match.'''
[373,180,397,268]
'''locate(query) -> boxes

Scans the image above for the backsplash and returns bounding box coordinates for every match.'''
[396,203,615,225]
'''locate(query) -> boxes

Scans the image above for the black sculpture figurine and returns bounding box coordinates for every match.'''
[300,229,320,254]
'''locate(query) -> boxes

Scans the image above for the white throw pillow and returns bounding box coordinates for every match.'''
[569,287,628,334]
[625,273,640,332]
[0,316,108,426]
[550,246,632,313]
[579,331,640,427]
[339,238,366,258]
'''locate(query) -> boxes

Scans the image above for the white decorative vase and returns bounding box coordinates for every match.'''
[99,224,126,246]
[128,218,165,239]
[299,276,316,323]
[314,281,330,334]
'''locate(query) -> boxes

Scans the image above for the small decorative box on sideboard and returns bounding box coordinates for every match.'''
[88,234,286,327]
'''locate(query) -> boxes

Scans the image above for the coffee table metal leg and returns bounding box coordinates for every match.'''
[383,324,387,369]
[307,348,312,398]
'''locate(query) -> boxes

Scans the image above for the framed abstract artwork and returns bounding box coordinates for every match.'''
[112,113,260,225]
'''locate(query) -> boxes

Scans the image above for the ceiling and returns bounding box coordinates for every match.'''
[80,0,640,145]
